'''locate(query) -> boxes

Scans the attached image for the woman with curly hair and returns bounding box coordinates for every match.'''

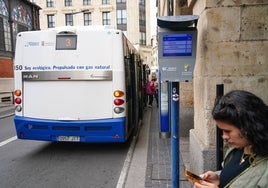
[194,90,268,188]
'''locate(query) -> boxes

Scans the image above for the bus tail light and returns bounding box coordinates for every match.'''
[113,90,125,114]
[114,99,124,105]
[14,98,22,104]
[114,107,124,114]
[15,105,22,112]
[114,90,124,97]
[14,90,22,96]
[14,89,22,112]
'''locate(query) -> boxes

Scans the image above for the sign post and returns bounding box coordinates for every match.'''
[157,15,199,188]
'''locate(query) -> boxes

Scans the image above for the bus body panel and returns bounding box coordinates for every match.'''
[23,81,114,120]
[14,26,143,143]
[14,116,126,142]
[15,27,125,120]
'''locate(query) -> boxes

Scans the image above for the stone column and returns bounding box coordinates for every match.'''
[190,0,268,173]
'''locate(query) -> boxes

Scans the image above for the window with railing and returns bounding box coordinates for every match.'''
[47,14,55,28]
[102,12,111,25]
[84,13,92,25]
[116,0,126,3]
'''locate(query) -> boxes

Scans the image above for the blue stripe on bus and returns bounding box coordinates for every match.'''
[14,116,127,143]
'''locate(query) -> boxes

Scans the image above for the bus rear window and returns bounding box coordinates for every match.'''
[56,35,77,50]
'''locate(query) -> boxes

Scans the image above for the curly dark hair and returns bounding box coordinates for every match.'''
[212,90,268,156]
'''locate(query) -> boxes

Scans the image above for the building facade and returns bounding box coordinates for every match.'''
[0,0,40,103]
[31,0,153,73]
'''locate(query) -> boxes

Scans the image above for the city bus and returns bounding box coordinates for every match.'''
[13,26,145,143]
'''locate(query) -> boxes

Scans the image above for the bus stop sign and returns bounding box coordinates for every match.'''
[157,15,199,82]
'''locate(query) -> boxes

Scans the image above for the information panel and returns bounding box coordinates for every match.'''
[158,30,197,82]
[162,34,192,57]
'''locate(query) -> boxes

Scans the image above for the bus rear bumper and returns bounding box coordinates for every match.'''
[14,116,127,143]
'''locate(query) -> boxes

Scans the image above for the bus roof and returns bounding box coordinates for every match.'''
[49,25,119,34]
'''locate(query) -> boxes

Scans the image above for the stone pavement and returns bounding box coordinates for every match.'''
[145,104,192,188]
[125,103,193,188]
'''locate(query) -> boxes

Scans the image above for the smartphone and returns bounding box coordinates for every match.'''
[184,169,203,183]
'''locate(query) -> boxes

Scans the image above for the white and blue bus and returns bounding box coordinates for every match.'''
[13,26,145,143]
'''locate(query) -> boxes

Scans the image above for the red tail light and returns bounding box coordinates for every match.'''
[114,99,124,105]
[15,98,22,104]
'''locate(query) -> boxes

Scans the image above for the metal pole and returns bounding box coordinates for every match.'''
[216,84,224,170]
[170,82,179,188]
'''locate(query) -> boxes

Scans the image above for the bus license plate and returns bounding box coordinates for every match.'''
[58,136,80,142]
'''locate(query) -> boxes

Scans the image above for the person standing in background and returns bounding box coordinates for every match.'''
[154,78,159,108]
[146,77,156,108]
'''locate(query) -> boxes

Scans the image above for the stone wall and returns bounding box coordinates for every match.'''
[0,58,14,93]
[0,58,13,78]
[190,0,268,173]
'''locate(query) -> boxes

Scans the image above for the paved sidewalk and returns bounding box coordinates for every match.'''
[145,105,192,188]
[125,104,193,188]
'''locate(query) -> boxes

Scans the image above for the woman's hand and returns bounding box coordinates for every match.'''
[201,171,220,185]
[193,180,218,188]
[193,171,220,188]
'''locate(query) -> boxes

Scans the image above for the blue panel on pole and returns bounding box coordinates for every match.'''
[159,81,170,138]
[160,114,169,132]
[171,82,179,188]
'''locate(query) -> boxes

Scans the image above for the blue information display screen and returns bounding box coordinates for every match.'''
[162,33,192,56]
